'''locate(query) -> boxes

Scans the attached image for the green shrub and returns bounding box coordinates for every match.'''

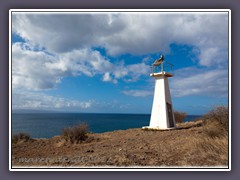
[63,123,89,144]
[174,111,187,123]
[12,132,31,144]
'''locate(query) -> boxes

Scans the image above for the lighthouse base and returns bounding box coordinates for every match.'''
[142,126,178,131]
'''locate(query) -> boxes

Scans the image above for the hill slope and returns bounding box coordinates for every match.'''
[12,120,228,168]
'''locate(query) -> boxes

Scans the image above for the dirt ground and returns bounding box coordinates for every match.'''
[12,120,228,168]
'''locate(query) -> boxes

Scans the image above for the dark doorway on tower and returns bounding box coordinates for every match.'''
[166,103,174,127]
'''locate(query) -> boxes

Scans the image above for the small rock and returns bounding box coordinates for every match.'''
[86,150,94,153]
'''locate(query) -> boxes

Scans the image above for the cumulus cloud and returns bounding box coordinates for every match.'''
[122,90,153,97]
[170,68,228,97]
[12,42,63,90]
[112,62,149,82]
[12,12,228,67]
[12,42,149,90]
[11,11,229,103]
[123,67,228,98]
[102,72,117,84]
[12,91,92,110]
[12,14,113,53]
[12,42,98,90]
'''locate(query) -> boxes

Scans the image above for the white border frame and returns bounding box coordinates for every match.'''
[9,9,231,171]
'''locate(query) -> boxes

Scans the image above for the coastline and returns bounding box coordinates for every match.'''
[12,119,228,168]
[12,113,201,139]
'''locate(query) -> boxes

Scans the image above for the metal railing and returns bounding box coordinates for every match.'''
[150,61,174,74]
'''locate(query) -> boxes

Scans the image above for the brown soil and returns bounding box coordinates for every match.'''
[12,120,228,167]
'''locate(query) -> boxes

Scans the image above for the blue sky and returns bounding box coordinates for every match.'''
[11,11,229,115]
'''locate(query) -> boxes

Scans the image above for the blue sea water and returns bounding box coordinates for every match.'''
[12,113,201,138]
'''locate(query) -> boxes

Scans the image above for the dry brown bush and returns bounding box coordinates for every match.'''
[12,132,31,144]
[63,123,89,144]
[203,106,229,137]
[174,111,187,123]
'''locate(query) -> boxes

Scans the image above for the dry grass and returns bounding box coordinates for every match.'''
[62,123,89,144]
[174,111,187,123]
[12,132,31,144]
[180,106,229,166]
[12,106,229,167]
[203,106,229,138]
[183,135,228,166]
[203,121,226,138]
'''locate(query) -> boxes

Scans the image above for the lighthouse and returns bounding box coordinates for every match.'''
[143,55,176,130]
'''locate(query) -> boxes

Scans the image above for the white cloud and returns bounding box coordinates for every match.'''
[102,72,117,84]
[112,62,149,82]
[12,91,92,110]
[12,42,63,90]
[102,72,112,82]
[198,47,228,67]
[12,42,105,90]
[12,12,228,67]
[11,12,229,104]
[122,90,153,97]
[170,68,228,97]
[12,42,149,90]
[123,67,228,98]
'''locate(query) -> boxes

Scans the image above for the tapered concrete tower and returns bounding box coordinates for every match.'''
[143,55,176,130]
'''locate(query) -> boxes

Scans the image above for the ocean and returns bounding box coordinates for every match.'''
[11,113,201,138]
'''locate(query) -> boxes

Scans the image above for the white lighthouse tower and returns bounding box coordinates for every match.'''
[143,55,176,130]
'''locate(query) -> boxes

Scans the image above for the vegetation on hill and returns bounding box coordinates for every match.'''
[12,132,31,144]
[12,106,229,167]
[174,111,187,123]
[62,123,90,144]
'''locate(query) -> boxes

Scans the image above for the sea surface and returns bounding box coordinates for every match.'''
[12,113,201,138]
